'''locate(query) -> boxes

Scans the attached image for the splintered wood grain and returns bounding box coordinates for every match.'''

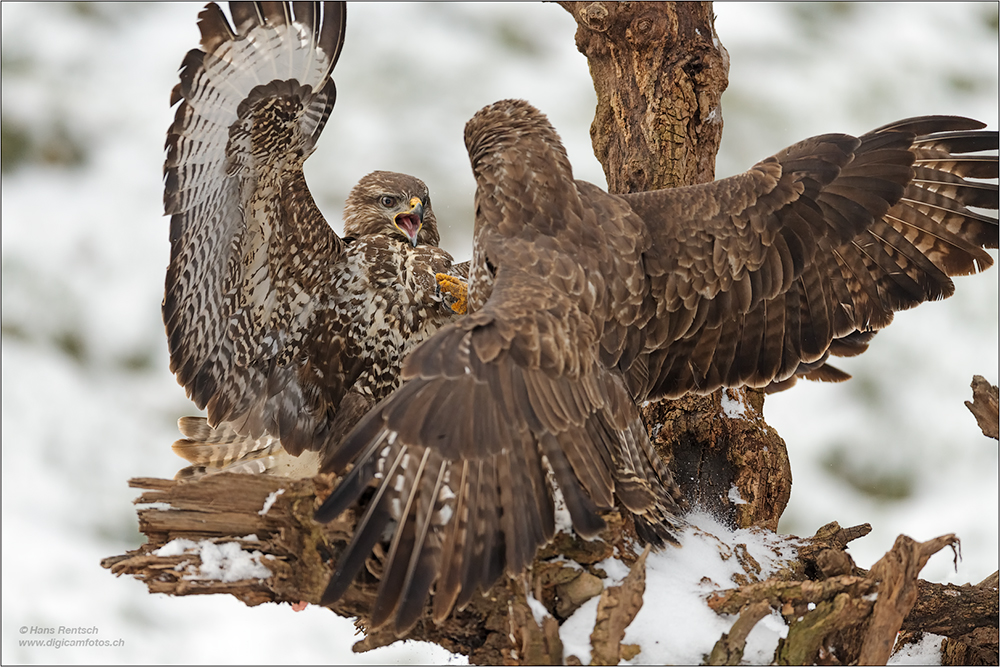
[106,473,347,608]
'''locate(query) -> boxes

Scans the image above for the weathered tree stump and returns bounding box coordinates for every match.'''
[103,475,647,664]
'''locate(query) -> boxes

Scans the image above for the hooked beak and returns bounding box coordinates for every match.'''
[393,197,424,247]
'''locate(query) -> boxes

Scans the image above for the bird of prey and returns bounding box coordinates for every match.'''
[163,2,465,479]
[315,98,998,634]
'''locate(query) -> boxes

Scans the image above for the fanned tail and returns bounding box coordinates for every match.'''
[172,416,320,479]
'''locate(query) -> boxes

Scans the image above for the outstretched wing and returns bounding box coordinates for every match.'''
[315,270,684,636]
[621,116,998,399]
[163,2,352,456]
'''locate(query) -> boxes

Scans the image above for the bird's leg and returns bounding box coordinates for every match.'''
[436,273,468,315]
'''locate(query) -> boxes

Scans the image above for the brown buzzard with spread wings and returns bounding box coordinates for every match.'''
[316,99,998,634]
[163,2,465,478]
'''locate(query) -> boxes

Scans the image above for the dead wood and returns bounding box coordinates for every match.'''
[857,534,961,664]
[645,388,793,531]
[704,522,997,666]
[706,600,772,665]
[105,481,998,664]
[903,571,1000,637]
[507,586,565,666]
[587,546,650,665]
[908,570,1000,666]
[942,625,1000,667]
[104,475,649,664]
[557,0,728,191]
[966,375,999,440]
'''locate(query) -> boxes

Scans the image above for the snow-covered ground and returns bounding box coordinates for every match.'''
[2,3,996,664]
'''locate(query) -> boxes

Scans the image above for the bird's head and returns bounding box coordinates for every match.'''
[343,171,440,247]
[464,99,581,225]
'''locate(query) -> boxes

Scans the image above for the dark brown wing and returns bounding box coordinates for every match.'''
[315,101,688,633]
[620,116,998,400]
[163,2,359,456]
[316,269,684,636]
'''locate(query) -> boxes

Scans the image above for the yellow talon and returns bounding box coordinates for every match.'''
[436,272,468,315]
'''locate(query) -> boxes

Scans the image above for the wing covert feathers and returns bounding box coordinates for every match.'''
[627,114,997,398]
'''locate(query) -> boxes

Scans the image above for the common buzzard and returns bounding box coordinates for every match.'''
[163,2,465,479]
[315,99,998,634]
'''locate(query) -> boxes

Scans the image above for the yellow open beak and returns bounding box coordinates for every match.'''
[393,196,424,247]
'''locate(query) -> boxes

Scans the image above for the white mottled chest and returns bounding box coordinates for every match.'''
[327,237,456,396]
[334,239,447,331]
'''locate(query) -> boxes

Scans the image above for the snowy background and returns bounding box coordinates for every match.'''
[2,2,996,664]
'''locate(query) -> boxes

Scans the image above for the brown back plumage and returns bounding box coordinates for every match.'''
[163,2,461,477]
[315,98,997,635]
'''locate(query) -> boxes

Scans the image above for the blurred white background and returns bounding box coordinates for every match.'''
[2,3,996,664]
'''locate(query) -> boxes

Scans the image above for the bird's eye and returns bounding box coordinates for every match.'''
[379,195,396,208]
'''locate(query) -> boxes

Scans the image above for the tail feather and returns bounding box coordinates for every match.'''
[171,416,319,480]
